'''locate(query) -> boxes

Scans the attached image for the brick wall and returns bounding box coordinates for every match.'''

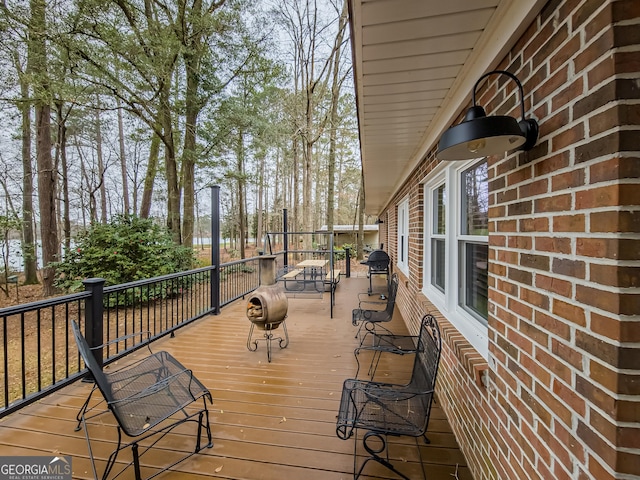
[380,1,640,478]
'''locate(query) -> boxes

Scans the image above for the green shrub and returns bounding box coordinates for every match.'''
[52,215,196,292]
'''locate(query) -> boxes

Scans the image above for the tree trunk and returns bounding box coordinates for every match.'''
[160,84,181,243]
[327,0,348,231]
[237,129,246,259]
[16,55,38,284]
[95,107,107,223]
[182,48,200,249]
[117,99,131,214]
[57,103,71,252]
[256,155,264,249]
[29,0,58,295]
[140,131,160,218]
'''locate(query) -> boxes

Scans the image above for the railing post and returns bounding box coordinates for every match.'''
[83,278,105,370]
[211,185,221,315]
[345,247,351,278]
[283,208,288,268]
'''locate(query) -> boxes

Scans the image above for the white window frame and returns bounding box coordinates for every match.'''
[397,197,409,276]
[422,159,489,358]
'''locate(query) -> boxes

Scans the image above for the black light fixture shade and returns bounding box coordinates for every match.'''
[437,70,539,161]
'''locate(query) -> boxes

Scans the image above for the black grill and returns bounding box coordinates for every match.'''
[361,249,390,294]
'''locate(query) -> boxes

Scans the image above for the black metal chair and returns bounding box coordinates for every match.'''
[352,273,399,345]
[71,320,213,480]
[336,314,442,480]
[360,249,390,294]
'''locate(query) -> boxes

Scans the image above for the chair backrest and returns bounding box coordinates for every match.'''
[71,320,113,403]
[409,314,442,394]
[385,273,399,316]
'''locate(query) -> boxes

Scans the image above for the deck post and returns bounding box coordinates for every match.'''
[211,185,221,315]
[344,247,351,278]
[283,208,289,268]
[83,277,105,370]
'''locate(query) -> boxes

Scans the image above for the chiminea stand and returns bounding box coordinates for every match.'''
[246,319,289,363]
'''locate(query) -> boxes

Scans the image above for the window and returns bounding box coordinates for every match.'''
[460,161,489,323]
[423,160,489,357]
[431,184,446,292]
[397,197,409,275]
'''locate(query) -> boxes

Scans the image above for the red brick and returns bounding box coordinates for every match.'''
[535,236,572,254]
[535,311,571,341]
[535,193,573,212]
[577,284,639,315]
[534,380,573,426]
[590,157,640,182]
[553,123,585,150]
[577,184,640,209]
[554,417,588,464]
[552,169,585,191]
[520,216,549,232]
[536,348,572,385]
[590,264,640,288]
[521,351,552,388]
[553,378,586,416]
[508,235,532,250]
[552,298,586,327]
[576,237,638,260]
[552,338,584,371]
[552,257,586,278]
[536,273,573,298]
[534,151,571,176]
[553,214,585,232]
[587,454,616,480]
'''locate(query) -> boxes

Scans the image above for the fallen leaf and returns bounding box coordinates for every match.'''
[215,466,223,473]
[280,417,286,423]
[143,423,150,429]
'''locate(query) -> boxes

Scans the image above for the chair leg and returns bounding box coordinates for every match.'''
[75,385,97,432]
[354,431,416,480]
[132,443,142,480]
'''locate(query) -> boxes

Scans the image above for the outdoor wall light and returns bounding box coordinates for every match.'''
[437,70,538,161]
[375,218,384,224]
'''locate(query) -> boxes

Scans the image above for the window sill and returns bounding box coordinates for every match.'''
[416,292,489,390]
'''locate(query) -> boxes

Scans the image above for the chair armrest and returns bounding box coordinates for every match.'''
[357,292,387,302]
[89,331,153,357]
[357,300,387,311]
[356,334,418,355]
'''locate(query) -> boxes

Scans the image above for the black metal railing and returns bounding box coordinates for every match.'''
[0,245,352,418]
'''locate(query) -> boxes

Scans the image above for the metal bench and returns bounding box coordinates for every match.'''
[336,314,442,480]
[72,320,213,480]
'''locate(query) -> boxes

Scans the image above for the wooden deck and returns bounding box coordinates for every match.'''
[0,275,473,480]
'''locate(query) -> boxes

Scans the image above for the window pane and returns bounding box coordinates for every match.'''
[433,185,446,234]
[462,162,488,236]
[464,242,488,321]
[431,238,445,292]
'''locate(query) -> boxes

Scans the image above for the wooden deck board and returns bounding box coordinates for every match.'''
[0,276,473,480]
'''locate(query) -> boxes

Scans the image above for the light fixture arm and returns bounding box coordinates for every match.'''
[471,70,526,121]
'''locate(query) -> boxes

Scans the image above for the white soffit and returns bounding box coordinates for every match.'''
[349,0,547,214]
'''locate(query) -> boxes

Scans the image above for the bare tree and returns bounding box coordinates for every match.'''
[29,0,59,295]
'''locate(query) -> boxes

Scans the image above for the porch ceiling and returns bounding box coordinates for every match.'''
[348,0,546,214]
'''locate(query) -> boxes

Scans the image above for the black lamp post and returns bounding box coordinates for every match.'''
[437,70,539,161]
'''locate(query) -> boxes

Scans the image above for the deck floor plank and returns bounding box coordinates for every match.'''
[0,276,472,479]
